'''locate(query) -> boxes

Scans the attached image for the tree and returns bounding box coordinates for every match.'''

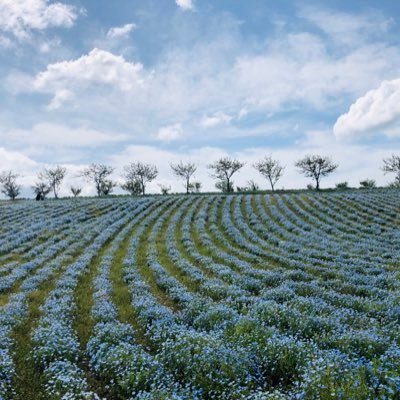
[70,186,82,198]
[189,181,202,193]
[295,155,338,190]
[359,179,376,189]
[170,161,197,194]
[121,180,142,196]
[32,181,51,200]
[0,171,21,200]
[335,181,349,190]
[382,154,400,186]
[122,162,158,195]
[159,184,171,195]
[38,165,66,199]
[253,156,284,191]
[208,157,244,193]
[237,180,259,192]
[81,164,116,196]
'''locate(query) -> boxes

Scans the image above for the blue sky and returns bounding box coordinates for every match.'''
[1,0,400,195]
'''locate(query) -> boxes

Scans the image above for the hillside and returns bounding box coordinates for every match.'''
[0,190,399,399]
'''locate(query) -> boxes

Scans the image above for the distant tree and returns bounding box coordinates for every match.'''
[70,186,82,198]
[387,181,400,189]
[359,179,376,189]
[32,181,51,200]
[189,181,202,193]
[248,180,259,191]
[208,157,244,193]
[159,184,171,195]
[295,155,338,190]
[121,180,142,196]
[81,164,116,196]
[382,154,400,186]
[254,156,284,191]
[170,161,197,194]
[38,165,66,199]
[0,170,21,200]
[335,181,349,190]
[215,180,229,193]
[237,180,259,192]
[122,162,158,195]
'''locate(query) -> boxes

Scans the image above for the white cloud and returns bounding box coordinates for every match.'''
[334,78,400,139]
[0,0,80,39]
[18,8,400,145]
[33,48,145,108]
[233,33,400,112]
[47,89,73,110]
[106,23,136,39]
[300,6,393,46]
[1,122,129,151]
[156,123,183,141]
[175,0,194,11]
[39,37,61,53]
[0,146,37,171]
[201,112,232,128]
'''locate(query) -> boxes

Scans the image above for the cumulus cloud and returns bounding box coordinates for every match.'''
[33,48,145,108]
[106,23,136,39]
[156,123,183,141]
[334,78,400,139]
[0,0,80,39]
[175,0,194,11]
[201,112,232,128]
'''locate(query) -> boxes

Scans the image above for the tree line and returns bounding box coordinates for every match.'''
[1,154,400,201]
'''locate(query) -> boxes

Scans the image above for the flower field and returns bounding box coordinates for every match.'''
[0,191,399,399]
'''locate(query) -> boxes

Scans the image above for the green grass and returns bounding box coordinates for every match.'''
[110,225,150,348]
[11,287,52,400]
[134,202,183,312]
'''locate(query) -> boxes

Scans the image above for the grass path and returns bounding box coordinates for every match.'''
[134,199,184,312]
[12,280,55,400]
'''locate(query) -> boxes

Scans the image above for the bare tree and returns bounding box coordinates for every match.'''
[0,171,21,200]
[254,156,284,191]
[208,157,244,193]
[382,154,400,186]
[81,164,116,196]
[70,186,82,198]
[170,161,197,194]
[295,155,338,190]
[122,162,158,195]
[38,165,66,199]
[32,181,51,200]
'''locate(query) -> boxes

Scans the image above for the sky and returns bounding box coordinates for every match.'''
[1,0,400,196]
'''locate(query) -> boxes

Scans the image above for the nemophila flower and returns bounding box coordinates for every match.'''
[1,191,400,398]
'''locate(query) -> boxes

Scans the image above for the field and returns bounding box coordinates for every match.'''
[0,191,399,399]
